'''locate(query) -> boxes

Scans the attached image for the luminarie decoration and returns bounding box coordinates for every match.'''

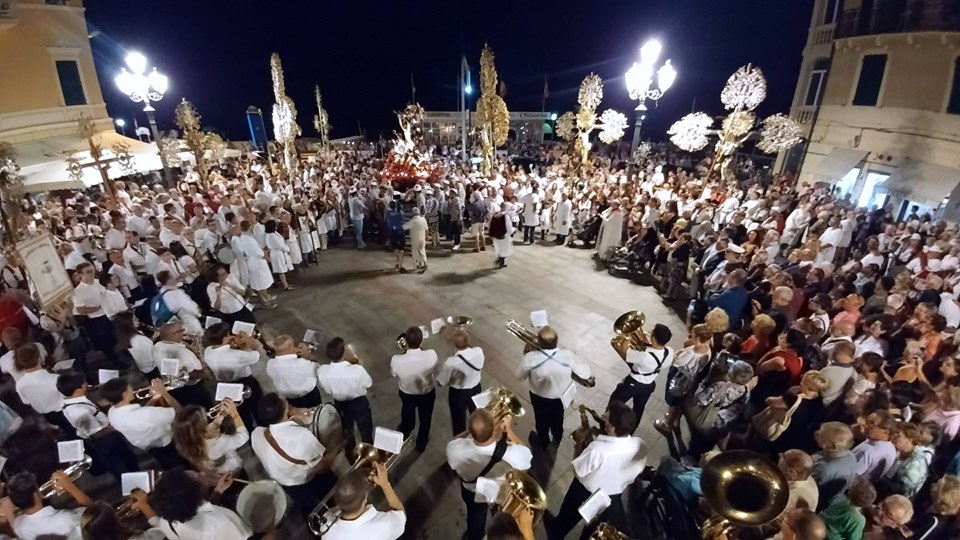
[668,64,803,180]
[111,142,137,176]
[313,86,330,148]
[175,99,226,188]
[556,74,628,169]
[381,103,441,185]
[270,53,301,174]
[474,45,510,176]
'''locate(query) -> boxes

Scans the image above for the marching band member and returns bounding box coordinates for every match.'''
[8,470,93,540]
[203,322,264,428]
[173,401,249,478]
[323,463,406,539]
[437,330,485,436]
[251,392,341,518]
[114,312,158,378]
[608,323,673,430]
[207,264,256,324]
[106,249,142,302]
[544,401,646,539]
[155,269,204,336]
[266,334,322,408]
[317,337,374,443]
[15,344,72,435]
[147,470,254,540]
[123,230,160,297]
[73,261,122,367]
[390,326,439,452]
[102,377,186,469]
[519,326,591,447]
[152,321,213,407]
[446,408,532,540]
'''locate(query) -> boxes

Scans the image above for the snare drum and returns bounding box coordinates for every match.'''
[216,245,237,265]
[235,479,287,533]
[309,403,343,449]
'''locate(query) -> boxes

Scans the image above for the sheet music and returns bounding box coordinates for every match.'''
[374,427,404,455]
[57,440,84,463]
[215,382,244,402]
[232,321,256,336]
[472,389,494,409]
[578,488,611,524]
[530,310,549,328]
[98,369,120,384]
[121,471,153,495]
[205,316,223,329]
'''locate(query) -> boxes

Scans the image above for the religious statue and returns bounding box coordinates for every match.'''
[270,53,301,175]
[555,74,627,171]
[474,45,509,176]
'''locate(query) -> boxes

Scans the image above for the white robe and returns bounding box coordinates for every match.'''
[266,232,294,273]
[404,216,428,266]
[596,209,624,260]
[492,216,514,258]
[553,200,574,236]
[237,234,274,291]
[228,235,248,287]
[782,209,810,246]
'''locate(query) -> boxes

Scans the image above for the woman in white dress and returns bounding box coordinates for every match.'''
[264,219,294,290]
[295,206,317,265]
[279,212,303,266]
[553,192,574,245]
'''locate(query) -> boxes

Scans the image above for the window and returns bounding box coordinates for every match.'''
[804,59,830,106]
[45,0,68,5]
[852,54,887,106]
[823,0,841,25]
[55,60,85,106]
[948,57,960,115]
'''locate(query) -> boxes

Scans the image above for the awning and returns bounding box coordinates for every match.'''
[178,147,242,165]
[879,158,960,207]
[808,147,869,181]
[15,131,163,193]
[542,122,553,135]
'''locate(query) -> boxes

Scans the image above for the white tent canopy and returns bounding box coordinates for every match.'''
[808,147,869,183]
[879,158,960,207]
[15,131,163,193]
[177,147,241,165]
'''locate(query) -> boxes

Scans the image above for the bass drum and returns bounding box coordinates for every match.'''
[309,403,343,450]
[216,245,237,265]
[235,479,287,533]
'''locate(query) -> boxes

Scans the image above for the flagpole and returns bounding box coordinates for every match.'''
[542,74,547,113]
[460,55,467,163]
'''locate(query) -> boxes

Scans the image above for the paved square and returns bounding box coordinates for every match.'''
[252,237,688,539]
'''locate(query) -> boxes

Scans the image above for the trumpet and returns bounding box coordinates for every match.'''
[116,471,161,519]
[39,455,93,498]
[396,333,408,353]
[206,387,253,420]
[504,320,596,388]
[307,439,410,536]
[590,523,628,540]
[133,372,190,400]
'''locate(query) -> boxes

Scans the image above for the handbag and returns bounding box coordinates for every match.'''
[682,382,729,433]
[751,396,803,441]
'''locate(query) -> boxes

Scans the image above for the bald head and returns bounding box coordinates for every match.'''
[453,331,470,350]
[537,326,558,349]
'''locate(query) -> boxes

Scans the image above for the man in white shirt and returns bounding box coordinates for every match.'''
[207,264,256,325]
[101,377,187,469]
[60,242,87,271]
[318,337,374,443]
[519,326,592,447]
[816,216,843,265]
[156,269,204,335]
[348,188,367,248]
[104,214,127,250]
[251,393,340,518]
[8,470,92,540]
[72,262,122,367]
[390,326,439,452]
[322,463,405,539]
[545,402,647,539]
[519,183,541,244]
[608,323,673,432]
[147,469,253,540]
[437,330,485,436]
[446,408,532,540]
[126,204,151,237]
[266,334,321,407]
[203,322,264,428]
[153,321,213,408]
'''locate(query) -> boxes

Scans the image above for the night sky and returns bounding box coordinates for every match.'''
[85,0,813,143]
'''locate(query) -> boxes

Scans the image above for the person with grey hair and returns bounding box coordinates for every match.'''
[403,207,428,272]
[683,359,753,459]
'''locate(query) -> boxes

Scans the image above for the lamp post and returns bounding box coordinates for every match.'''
[114,52,173,185]
[625,40,676,160]
[115,118,126,136]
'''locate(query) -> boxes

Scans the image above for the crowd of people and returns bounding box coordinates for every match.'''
[0,139,956,540]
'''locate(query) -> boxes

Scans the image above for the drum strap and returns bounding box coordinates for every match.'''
[462,434,509,485]
[264,428,307,465]
[457,353,480,372]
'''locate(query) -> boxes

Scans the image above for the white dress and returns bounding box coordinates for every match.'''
[266,232,294,273]
[492,215,514,258]
[596,209,624,259]
[553,199,574,236]
[297,215,316,253]
[228,235,249,287]
[285,232,302,265]
[237,234,274,291]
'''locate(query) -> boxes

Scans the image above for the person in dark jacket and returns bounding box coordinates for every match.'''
[708,268,750,331]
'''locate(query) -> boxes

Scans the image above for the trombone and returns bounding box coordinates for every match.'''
[504,319,596,388]
[133,372,190,400]
[39,455,93,498]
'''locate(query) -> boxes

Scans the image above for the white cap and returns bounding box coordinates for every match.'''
[727,244,745,254]
[414,185,422,192]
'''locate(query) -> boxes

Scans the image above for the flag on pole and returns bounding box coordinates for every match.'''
[498,80,507,98]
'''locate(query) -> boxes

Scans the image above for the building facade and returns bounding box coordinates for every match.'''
[785,0,960,219]
[421,111,553,145]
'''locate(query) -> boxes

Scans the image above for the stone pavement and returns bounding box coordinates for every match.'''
[250,234,688,539]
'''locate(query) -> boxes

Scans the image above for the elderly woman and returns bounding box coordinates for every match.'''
[741,313,777,361]
[779,449,819,511]
[759,370,829,455]
[908,475,960,539]
[811,422,858,509]
[681,359,754,459]
[655,323,712,434]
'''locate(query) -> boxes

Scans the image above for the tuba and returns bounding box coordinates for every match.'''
[39,455,93,498]
[610,311,650,361]
[486,387,525,425]
[699,450,789,539]
[497,469,548,527]
[504,320,596,388]
[590,523,628,540]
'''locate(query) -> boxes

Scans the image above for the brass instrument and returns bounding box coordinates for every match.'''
[307,439,409,536]
[39,455,93,498]
[496,469,549,527]
[116,471,161,519]
[396,333,408,353]
[445,315,474,330]
[486,387,525,425]
[133,372,190,400]
[699,450,789,539]
[207,387,253,420]
[504,319,596,388]
[570,404,604,452]
[590,522,628,540]
[611,311,650,361]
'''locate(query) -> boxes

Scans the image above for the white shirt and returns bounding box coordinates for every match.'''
[940,293,960,329]
[572,434,647,495]
[62,396,110,438]
[390,348,439,395]
[437,347,485,389]
[108,403,176,449]
[861,252,885,269]
[348,196,366,221]
[63,250,87,271]
[153,501,253,540]
[445,436,533,491]
[322,506,406,540]
[317,361,373,401]
[72,281,106,318]
[13,505,84,540]
[16,369,64,414]
[251,421,325,486]
[127,215,151,237]
[102,288,129,319]
[855,335,887,358]
[152,341,203,375]
[207,428,249,475]
[160,287,203,335]
[104,227,126,250]
[109,261,140,295]
[519,348,591,400]
[853,439,898,478]
[208,276,247,314]
[204,345,260,381]
[266,354,319,398]
[128,333,157,373]
[626,347,673,384]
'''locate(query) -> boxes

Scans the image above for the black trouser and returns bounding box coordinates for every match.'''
[556,234,567,244]
[87,428,139,480]
[139,274,158,299]
[440,214,451,239]
[450,221,462,245]
[234,375,263,430]
[461,483,489,540]
[80,315,122,368]
[284,471,336,518]
[149,441,189,470]
[448,384,480,436]
[334,395,374,443]
[288,388,322,409]
[398,389,435,450]
[523,225,536,243]
[548,478,592,540]
[170,382,214,409]
[129,285,151,322]
[43,411,77,440]
[216,307,256,326]
[608,377,656,432]
[530,391,564,445]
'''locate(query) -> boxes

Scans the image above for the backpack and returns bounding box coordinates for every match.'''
[150,290,176,326]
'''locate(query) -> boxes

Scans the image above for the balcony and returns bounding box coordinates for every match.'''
[836,0,960,38]
[0,0,17,29]
[810,23,836,46]
[794,106,817,128]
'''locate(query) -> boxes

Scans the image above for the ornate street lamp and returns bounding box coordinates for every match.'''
[114,52,173,184]
[625,40,676,159]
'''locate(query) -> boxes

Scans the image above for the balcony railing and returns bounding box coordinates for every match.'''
[810,23,836,46]
[836,0,960,38]
[794,106,816,127]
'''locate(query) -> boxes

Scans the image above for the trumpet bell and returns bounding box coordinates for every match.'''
[347,442,388,470]
[487,387,525,424]
[613,310,645,335]
[700,450,789,528]
[500,469,548,527]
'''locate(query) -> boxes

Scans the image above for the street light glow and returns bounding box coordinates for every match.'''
[465,84,473,95]
[115,119,125,127]
[550,113,558,121]
[115,51,168,111]
[640,40,662,66]
[658,60,677,92]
